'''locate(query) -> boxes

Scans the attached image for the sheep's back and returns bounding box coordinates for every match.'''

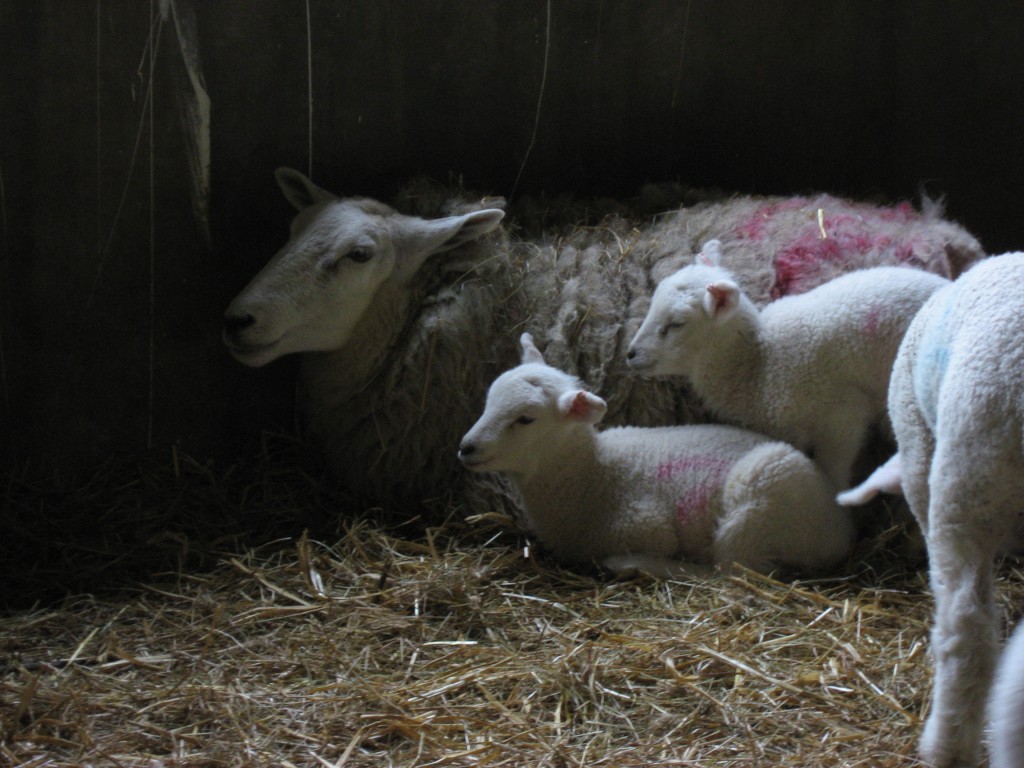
[591,424,774,561]
[911,254,1024,438]
[759,266,949,396]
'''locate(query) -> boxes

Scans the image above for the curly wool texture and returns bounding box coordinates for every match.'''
[298,181,985,519]
[887,253,1024,768]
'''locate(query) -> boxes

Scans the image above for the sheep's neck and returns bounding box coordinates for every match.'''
[690,307,764,412]
[300,278,419,423]
[514,430,607,547]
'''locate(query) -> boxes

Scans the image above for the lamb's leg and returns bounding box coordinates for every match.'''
[890,394,934,540]
[919,454,1023,768]
[713,443,854,573]
[919,520,998,768]
[989,621,1024,768]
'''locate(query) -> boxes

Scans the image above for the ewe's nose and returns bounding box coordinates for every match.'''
[223,312,256,336]
[626,345,653,372]
[457,441,476,460]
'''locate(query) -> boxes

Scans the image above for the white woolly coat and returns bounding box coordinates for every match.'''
[512,422,853,573]
[990,620,1024,768]
[630,265,948,487]
[887,253,1024,767]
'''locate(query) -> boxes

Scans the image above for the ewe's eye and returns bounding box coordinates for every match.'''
[320,247,373,273]
[659,321,683,338]
[514,415,536,426]
[318,249,344,272]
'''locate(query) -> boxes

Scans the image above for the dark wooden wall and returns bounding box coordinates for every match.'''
[3,0,1023,477]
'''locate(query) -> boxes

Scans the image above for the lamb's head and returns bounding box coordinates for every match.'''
[223,168,505,367]
[626,240,744,377]
[458,333,607,476]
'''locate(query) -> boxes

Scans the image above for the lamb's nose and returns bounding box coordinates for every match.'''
[626,348,636,360]
[223,313,256,335]
[458,442,476,459]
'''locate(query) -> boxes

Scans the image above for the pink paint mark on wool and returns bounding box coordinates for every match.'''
[676,487,712,527]
[655,455,733,482]
[772,206,924,297]
[862,304,883,337]
[655,455,734,540]
[873,201,919,223]
[735,198,810,241]
[735,210,771,241]
[895,237,929,264]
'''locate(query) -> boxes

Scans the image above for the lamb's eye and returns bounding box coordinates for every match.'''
[347,248,373,263]
[659,321,683,338]
[514,415,536,426]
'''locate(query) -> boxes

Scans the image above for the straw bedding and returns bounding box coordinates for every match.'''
[2,443,1022,767]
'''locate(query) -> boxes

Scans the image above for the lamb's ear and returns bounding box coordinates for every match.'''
[697,239,723,267]
[400,209,506,259]
[557,390,608,424]
[519,333,545,365]
[275,167,336,210]
[703,281,740,321]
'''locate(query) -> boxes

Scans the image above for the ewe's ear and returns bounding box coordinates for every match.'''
[557,390,608,424]
[401,209,505,259]
[703,281,740,321]
[275,167,336,211]
[697,239,723,267]
[519,333,545,365]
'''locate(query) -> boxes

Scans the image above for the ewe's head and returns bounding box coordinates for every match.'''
[458,334,607,476]
[223,168,505,367]
[626,240,744,377]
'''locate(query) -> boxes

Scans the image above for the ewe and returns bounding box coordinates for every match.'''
[458,333,854,576]
[223,169,980,517]
[626,240,948,489]
[885,253,1024,767]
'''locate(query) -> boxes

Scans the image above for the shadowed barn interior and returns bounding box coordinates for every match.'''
[4,1,1023,478]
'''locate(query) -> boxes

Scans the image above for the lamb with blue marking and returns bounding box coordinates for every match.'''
[626,240,949,489]
[990,621,1024,768]
[458,333,854,577]
[884,252,1024,768]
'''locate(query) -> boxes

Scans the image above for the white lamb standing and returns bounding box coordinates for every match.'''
[223,168,981,519]
[458,333,855,577]
[883,252,1024,767]
[989,621,1024,768]
[626,240,949,489]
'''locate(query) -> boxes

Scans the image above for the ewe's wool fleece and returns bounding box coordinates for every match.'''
[301,180,984,518]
